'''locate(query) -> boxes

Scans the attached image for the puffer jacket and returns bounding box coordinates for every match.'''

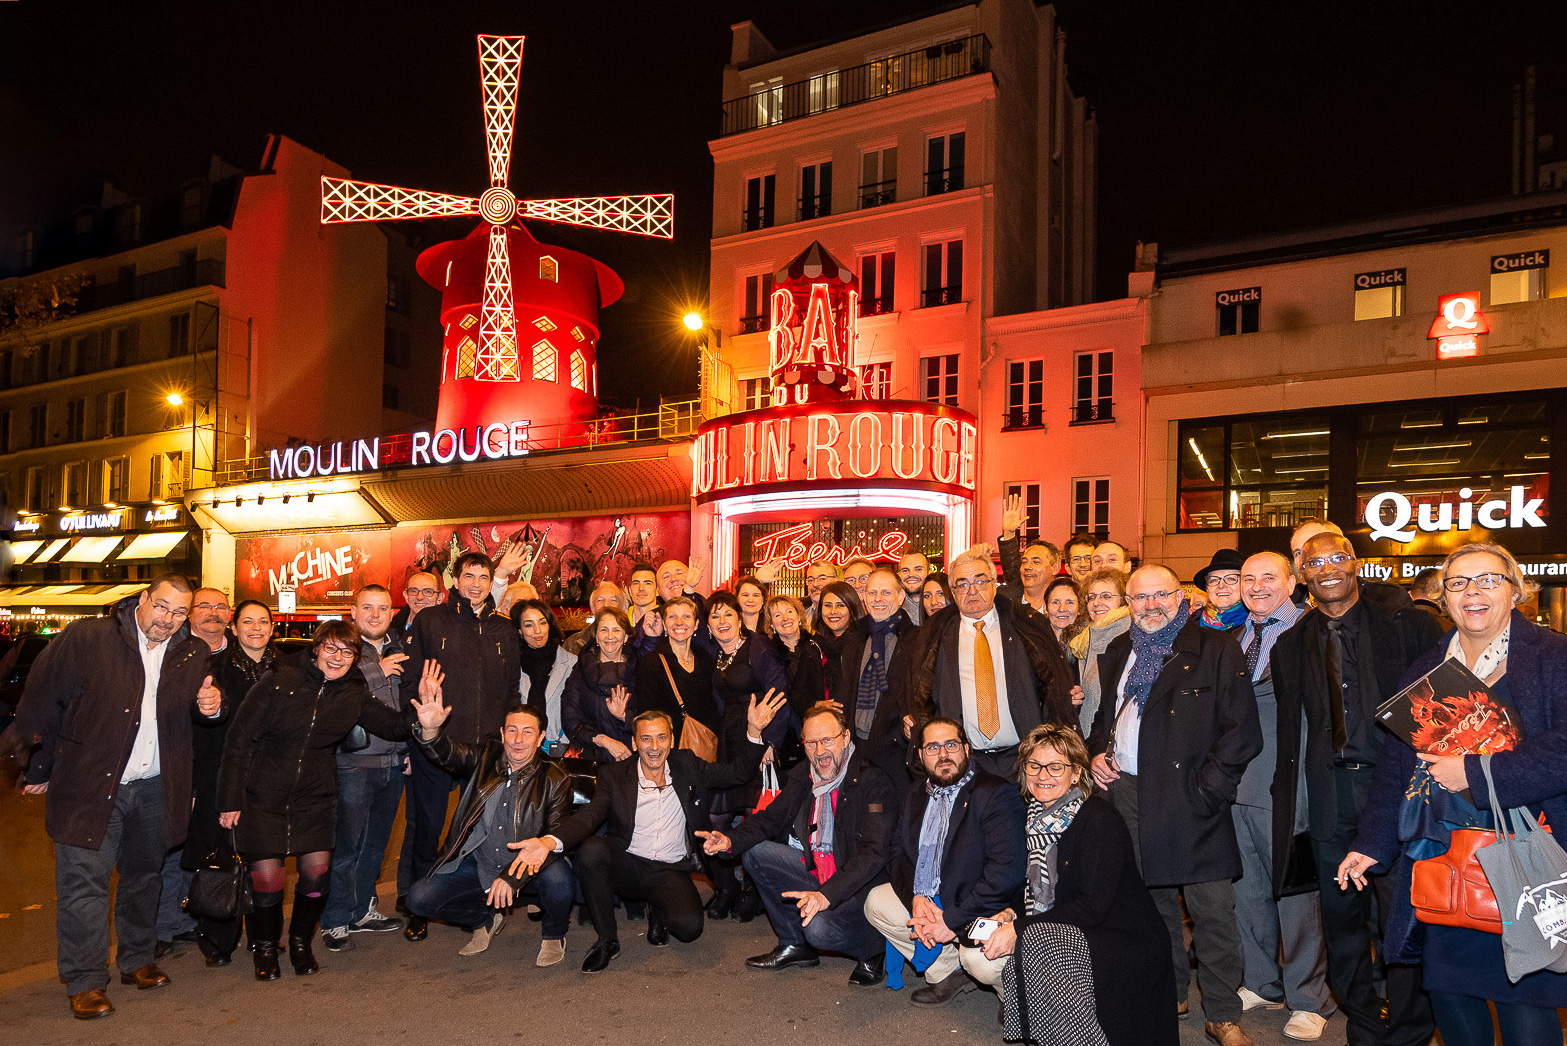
[402,590,520,745]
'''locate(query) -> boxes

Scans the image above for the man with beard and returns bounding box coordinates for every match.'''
[896,552,930,625]
[1064,533,1097,586]
[391,571,442,644]
[700,704,897,985]
[1088,565,1261,1046]
[865,717,1025,1006]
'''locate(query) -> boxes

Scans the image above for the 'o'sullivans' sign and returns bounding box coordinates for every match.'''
[1364,485,1546,543]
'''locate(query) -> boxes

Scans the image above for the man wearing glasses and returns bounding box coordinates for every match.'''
[699,703,897,986]
[1087,565,1261,1046]
[392,571,443,643]
[865,717,1025,1005]
[1270,533,1439,1046]
[902,548,1076,779]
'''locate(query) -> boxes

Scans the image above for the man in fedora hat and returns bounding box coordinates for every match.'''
[1195,549,1248,631]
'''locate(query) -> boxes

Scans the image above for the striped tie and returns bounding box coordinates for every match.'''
[974,620,999,740]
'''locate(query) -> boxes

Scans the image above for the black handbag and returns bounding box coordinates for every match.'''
[184,828,253,920]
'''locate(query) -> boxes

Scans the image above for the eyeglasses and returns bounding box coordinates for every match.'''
[1022,760,1072,778]
[1205,575,1241,588]
[320,645,356,660]
[952,578,994,593]
[149,601,190,620]
[921,739,966,755]
[1127,590,1178,605]
[1303,553,1354,570]
[801,730,848,751]
[406,587,439,598]
[193,601,230,611]
[1084,591,1119,603]
[1443,573,1513,593]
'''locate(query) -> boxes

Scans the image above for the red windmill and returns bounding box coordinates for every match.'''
[320,34,673,429]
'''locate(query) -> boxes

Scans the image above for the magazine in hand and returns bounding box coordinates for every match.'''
[1375,657,1520,800]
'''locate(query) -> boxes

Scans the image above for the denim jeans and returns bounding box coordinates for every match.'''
[742,840,874,957]
[323,759,406,930]
[407,852,576,939]
[56,776,164,995]
[156,847,196,939]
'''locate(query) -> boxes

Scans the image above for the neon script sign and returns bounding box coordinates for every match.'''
[268,420,532,480]
[751,522,909,570]
[1364,485,1545,543]
[691,404,978,502]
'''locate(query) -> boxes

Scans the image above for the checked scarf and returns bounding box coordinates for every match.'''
[1125,599,1190,710]
[1024,786,1086,914]
[855,616,898,736]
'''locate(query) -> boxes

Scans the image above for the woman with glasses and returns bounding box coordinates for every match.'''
[1069,570,1131,737]
[962,724,1176,1046]
[216,620,421,981]
[1193,550,1247,631]
[1341,542,1567,1046]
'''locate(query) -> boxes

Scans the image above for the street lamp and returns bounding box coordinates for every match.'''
[165,392,184,407]
[679,310,732,419]
[682,312,704,332]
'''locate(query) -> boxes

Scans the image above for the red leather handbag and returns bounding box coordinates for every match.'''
[1411,815,1551,934]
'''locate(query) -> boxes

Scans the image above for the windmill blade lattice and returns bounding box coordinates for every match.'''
[321,178,479,223]
[523,194,674,238]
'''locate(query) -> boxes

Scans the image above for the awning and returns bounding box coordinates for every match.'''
[7,540,45,564]
[36,539,70,563]
[117,532,188,560]
[61,537,125,563]
[0,583,145,608]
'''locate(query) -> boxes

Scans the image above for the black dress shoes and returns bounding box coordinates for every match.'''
[848,952,886,986]
[705,889,735,920]
[733,882,762,922]
[745,943,820,971]
[910,969,972,1005]
[646,916,669,947]
[581,938,620,973]
[403,915,428,942]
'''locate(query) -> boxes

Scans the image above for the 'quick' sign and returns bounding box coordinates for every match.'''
[1491,249,1549,273]
[1215,286,1260,307]
[1364,485,1546,543]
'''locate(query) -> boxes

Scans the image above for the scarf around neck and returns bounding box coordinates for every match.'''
[855,615,898,729]
[518,640,559,708]
[810,741,856,854]
[1199,600,1249,631]
[1447,621,1510,681]
[1025,785,1086,913]
[914,764,975,897]
[1069,603,1129,661]
[1125,599,1190,710]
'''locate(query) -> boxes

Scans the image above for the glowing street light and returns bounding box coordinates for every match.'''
[165,392,185,406]
[682,312,705,332]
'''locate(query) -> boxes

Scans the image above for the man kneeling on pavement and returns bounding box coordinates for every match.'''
[867,716,1026,1004]
[699,703,897,985]
[405,692,575,966]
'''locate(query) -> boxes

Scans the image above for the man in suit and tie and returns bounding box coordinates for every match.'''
[507,693,786,973]
[864,717,1025,1005]
[1088,564,1262,1046]
[902,548,1076,779]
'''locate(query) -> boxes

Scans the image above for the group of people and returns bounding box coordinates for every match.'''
[7,505,1566,1046]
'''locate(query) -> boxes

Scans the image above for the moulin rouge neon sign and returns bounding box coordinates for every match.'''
[751,522,909,570]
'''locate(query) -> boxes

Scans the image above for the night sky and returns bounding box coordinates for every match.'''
[2,0,1563,409]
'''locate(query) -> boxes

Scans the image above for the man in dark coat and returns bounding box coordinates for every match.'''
[835,567,919,785]
[1087,564,1261,1046]
[11,576,222,1019]
[703,703,897,985]
[399,552,520,941]
[902,549,1077,779]
[508,693,786,973]
[865,716,1025,1005]
[1270,533,1439,1046]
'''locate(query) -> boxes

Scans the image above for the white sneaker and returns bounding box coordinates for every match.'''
[1283,1011,1327,1041]
[1238,987,1285,1011]
[536,938,565,967]
[458,913,504,957]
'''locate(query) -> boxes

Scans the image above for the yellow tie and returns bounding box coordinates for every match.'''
[973,620,999,740]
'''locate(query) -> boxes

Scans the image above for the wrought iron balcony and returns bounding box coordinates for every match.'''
[737,315,768,334]
[720,34,992,137]
[859,295,895,317]
[1071,401,1115,425]
[859,180,897,209]
[798,194,832,221]
[925,166,965,196]
[920,285,963,308]
[78,259,225,313]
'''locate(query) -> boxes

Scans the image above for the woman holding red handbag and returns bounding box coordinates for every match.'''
[1341,542,1567,1046]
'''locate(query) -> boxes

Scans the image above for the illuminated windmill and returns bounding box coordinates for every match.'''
[320,34,673,387]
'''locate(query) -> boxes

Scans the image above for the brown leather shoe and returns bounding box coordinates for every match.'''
[1204,1021,1255,1046]
[69,989,114,1019]
[119,964,171,990]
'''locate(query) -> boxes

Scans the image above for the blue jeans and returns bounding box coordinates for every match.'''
[742,840,874,957]
[323,759,406,930]
[1430,990,1564,1046]
[156,848,195,939]
[407,852,576,939]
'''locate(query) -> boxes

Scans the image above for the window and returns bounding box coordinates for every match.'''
[1216,287,1261,336]
[921,239,962,307]
[384,328,411,368]
[860,146,897,208]
[743,174,775,231]
[1073,350,1114,424]
[1490,250,1548,304]
[110,327,134,367]
[1178,414,1330,530]
[570,351,588,392]
[1071,478,1111,538]
[71,335,94,375]
[532,340,557,382]
[28,404,46,448]
[806,70,840,114]
[0,410,8,455]
[742,376,772,410]
[385,276,407,311]
[150,451,184,499]
[859,361,891,400]
[740,273,774,334]
[149,453,164,499]
[539,256,559,282]
[169,312,191,356]
[382,384,400,409]
[926,132,965,195]
[104,457,128,503]
[25,466,45,512]
[921,353,959,406]
[860,251,895,315]
[64,399,86,443]
[107,391,127,438]
[799,161,832,221]
[125,202,144,245]
[1005,359,1044,429]
[749,79,783,127]
[64,462,88,508]
[455,337,477,379]
[1004,482,1042,543]
[1354,270,1405,320]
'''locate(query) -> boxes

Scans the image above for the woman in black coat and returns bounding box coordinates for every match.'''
[763,592,825,768]
[560,608,638,762]
[973,724,1176,1046]
[812,581,863,707]
[184,599,277,965]
[633,595,718,746]
[217,621,417,982]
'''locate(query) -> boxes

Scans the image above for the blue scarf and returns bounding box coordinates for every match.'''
[855,615,897,734]
[913,764,974,898]
[1126,599,1190,710]
[1199,600,1249,631]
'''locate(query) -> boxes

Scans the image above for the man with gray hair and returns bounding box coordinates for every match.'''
[1087,564,1261,1046]
[563,581,626,656]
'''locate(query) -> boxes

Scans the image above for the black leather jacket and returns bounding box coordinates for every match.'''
[417,731,573,890]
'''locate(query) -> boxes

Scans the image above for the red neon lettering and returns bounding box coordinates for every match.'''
[799,283,840,368]
[760,418,790,483]
[931,417,960,485]
[768,287,796,373]
[806,414,842,481]
[958,421,978,490]
[741,420,757,487]
[752,523,911,571]
[715,427,741,490]
[890,412,925,479]
[846,412,883,478]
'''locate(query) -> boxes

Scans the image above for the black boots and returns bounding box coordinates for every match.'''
[733,876,763,923]
[248,902,283,981]
[288,893,326,975]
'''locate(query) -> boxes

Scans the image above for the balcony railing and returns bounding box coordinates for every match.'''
[920,285,962,308]
[925,166,965,196]
[1071,400,1114,425]
[720,34,992,137]
[859,295,895,317]
[742,207,773,232]
[78,259,225,313]
[859,180,896,208]
[1003,407,1045,430]
[738,315,768,334]
[798,195,831,221]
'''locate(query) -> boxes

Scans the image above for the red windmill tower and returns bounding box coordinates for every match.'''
[320,34,673,433]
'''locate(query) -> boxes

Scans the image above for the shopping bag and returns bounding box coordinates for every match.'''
[1475,753,1567,982]
[752,762,781,814]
